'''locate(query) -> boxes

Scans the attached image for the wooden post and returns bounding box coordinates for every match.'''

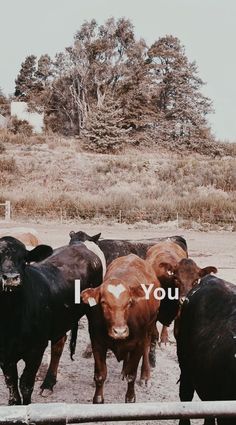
[5,201,10,221]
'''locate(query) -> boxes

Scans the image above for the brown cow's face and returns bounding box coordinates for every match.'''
[82,282,144,340]
[174,258,217,302]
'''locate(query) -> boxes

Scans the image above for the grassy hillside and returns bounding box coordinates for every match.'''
[0,131,235,229]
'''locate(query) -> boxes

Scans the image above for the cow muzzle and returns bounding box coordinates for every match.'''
[110,325,129,340]
[1,273,21,292]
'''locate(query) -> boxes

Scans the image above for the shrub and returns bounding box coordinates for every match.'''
[0,157,17,173]
[9,116,33,136]
[0,141,5,154]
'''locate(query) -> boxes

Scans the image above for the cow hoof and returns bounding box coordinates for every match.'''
[139,379,151,388]
[93,396,104,404]
[40,388,53,398]
[82,343,93,358]
[158,341,167,347]
[9,398,21,405]
[125,396,136,403]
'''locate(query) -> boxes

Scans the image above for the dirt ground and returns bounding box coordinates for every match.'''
[0,221,235,425]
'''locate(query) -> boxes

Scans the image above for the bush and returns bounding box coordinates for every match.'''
[0,141,5,154]
[0,157,17,172]
[9,116,33,136]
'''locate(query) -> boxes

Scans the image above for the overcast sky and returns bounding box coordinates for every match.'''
[1,0,235,142]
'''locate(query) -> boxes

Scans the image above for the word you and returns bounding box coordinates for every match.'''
[74,280,179,304]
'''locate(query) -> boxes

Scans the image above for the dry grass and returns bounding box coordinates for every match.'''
[0,130,235,228]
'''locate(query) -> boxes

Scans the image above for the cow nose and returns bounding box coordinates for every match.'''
[112,326,129,339]
[2,273,20,281]
[1,273,21,291]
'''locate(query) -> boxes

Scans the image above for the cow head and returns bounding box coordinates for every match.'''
[160,258,217,302]
[81,280,144,340]
[69,230,101,245]
[0,236,53,292]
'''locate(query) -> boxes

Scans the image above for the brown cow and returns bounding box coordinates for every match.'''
[173,257,217,299]
[0,227,42,248]
[146,239,187,347]
[173,257,217,342]
[81,254,160,403]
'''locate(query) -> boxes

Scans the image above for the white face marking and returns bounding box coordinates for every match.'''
[88,297,97,307]
[84,241,106,278]
[107,283,126,299]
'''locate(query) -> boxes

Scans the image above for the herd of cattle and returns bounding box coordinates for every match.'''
[0,229,235,425]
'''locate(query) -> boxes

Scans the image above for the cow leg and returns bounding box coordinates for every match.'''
[174,317,181,339]
[140,336,151,386]
[204,419,215,424]
[2,363,21,405]
[124,346,143,403]
[160,325,169,345]
[20,348,46,405]
[40,336,67,397]
[82,342,93,358]
[92,344,107,404]
[121,353,130,380]
[149,326,159,368]
[178,370,194,425]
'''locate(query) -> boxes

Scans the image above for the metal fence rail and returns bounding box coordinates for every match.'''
[1,401,236,424]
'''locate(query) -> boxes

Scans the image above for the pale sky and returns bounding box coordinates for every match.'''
[1,0,235,142]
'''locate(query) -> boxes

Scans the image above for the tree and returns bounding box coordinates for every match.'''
[84,94,129,152]
[13,20,215,152]
[15,55,37,99]
[148,35,213,144]
[0,89,10,116]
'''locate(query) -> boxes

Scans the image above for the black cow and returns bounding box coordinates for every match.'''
[177,274,236,425]
[0,236,103,405]
[69,230,188,264]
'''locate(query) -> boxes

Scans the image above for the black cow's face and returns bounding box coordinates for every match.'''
[0,236,53,292]
[69,230,101,244]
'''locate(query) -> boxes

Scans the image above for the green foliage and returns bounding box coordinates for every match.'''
[84,96,130,152]
[15,55,37,100]
[13,18,216,153]
[0,88,10,116]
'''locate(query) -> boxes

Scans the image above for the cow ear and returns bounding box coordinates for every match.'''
[69,231,75,238]
[81,287,100,306]
[159,262,175,276]
[90,233,101,242]
[199,266,217,277]
[26,245,53,263]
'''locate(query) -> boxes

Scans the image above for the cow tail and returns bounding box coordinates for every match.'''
[70,323,78,360]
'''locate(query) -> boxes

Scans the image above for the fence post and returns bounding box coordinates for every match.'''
[5,201,11,221]
[176,212,179,229]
